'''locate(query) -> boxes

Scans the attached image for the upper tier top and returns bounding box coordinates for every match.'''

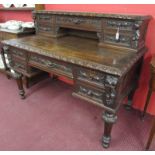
[33,10,151,20]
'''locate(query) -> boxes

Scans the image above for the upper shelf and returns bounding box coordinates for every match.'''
[0,7,34,11]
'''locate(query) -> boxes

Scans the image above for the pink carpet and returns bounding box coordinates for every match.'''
[0,73,154,151]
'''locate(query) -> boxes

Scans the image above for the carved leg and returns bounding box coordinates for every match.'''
[102,111,117,148]
[15,73,25,99]
[124,89,136,111]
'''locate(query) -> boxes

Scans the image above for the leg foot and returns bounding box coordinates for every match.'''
[124,100,133,111]
[102,111,117,148]
[6,74,11,79]
[19,89,25,99]
[15,73,25,99]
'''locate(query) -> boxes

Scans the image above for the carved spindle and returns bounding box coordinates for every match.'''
[102,111,117,148]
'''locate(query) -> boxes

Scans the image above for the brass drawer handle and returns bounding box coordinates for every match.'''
[73,19,83,25]
[46,61,57,68]
[79,86,102,98]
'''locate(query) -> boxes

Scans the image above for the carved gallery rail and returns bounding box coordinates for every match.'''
[1,11,151,148]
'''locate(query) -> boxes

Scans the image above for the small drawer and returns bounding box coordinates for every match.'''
[37,14,53,23]
[75,82,105,104]
[104,32,132,48]
[75,67,105,89]
[37,25,53,33]
[74,81,117,108]
[105,19,134,31]
[74,67,119,89]
[56,16,102,31]
[11,47,26,60]
[36,23,53,37]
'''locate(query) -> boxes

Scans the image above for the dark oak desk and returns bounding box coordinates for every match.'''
[1,11,151,148]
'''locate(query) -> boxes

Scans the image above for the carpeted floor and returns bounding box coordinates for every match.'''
[0,73,154,151]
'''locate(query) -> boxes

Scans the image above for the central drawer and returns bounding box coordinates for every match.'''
[29,53,73,79]
[56,16,102,31]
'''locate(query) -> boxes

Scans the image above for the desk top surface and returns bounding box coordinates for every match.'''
[2,35,146,76]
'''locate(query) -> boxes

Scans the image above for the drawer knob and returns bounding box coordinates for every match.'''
[87,90,92,95]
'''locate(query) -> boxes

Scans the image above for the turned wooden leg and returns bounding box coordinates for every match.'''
[146,118,155,150]
[102,111,117,148]
[15,73,25,99]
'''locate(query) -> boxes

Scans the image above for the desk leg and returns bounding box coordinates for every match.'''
[124,88,136,111]
[15,73,25,99]
[102,111,117,148]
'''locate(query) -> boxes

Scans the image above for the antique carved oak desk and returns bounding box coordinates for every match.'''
[1,11,151,148]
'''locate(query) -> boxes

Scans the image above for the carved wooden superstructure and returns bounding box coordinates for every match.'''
[1,11,151,148]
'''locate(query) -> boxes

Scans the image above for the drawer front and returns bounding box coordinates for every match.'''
[56,16,102,31]
[105,19,134,31]
[29,54,73,78]
[12,61,26,72]
[104,32,132,48]
[74,81,117,107]
[74,82,117,108]
[74,67,119,89]
[36,23,54,37]
[37,14,53,23]
[103,19,140,49]
[37,24,53,33]
[75,82,105,104]
[11,47,26,60]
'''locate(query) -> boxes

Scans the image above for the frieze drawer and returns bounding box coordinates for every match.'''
[29,54,73,78]
[11,48,26,60]
[74,67,119,89]
[56,16,102,31]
